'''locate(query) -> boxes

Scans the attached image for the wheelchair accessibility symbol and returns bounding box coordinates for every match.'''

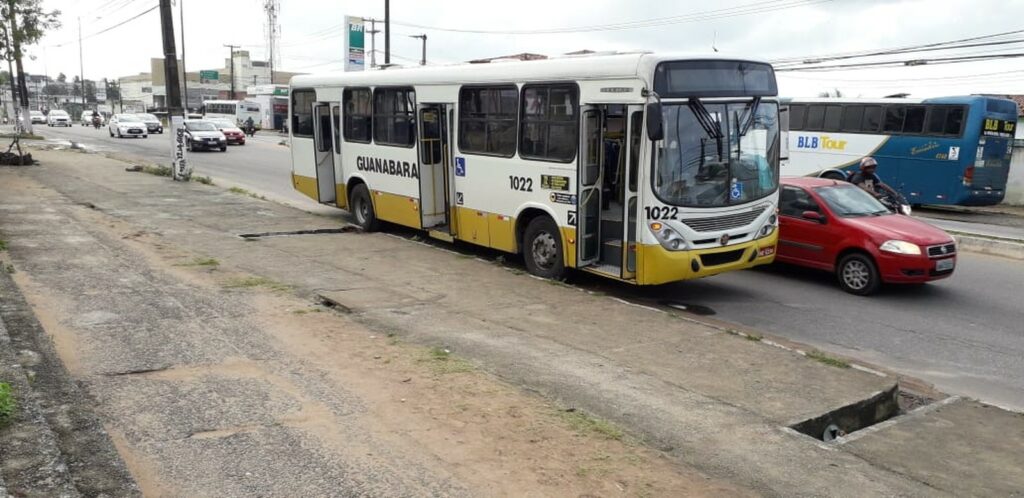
[730,182,743,200]
[455,157,466,177]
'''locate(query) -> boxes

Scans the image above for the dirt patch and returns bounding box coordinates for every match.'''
[9,173,751,496]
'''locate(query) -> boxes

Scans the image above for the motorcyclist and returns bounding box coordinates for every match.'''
[244,116,256,137]
[848,157,899,200]
[91,110,101,129]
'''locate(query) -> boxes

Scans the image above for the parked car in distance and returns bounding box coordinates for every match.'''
[47,110,71,127]
[136,113,164,134]
[776,177,957,295]
[108,114,148,138]
[183,120,227,152]
[29,110,46,124]
[207,118,245,145]
[81,111,106,126]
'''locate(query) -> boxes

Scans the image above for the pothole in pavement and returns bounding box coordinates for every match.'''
[237,226,360,239]
[789,385,936,442]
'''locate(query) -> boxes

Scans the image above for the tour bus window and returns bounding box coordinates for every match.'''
[841,105,864,133]
[373,87,416,147]
[459,85,518,157]
[926,106,947,136]
[861,106,882,133]
[804,105,825,131]
[292,90,315,138]
[789,105,806,131]
[823,105,842,132]
[903,106,926,134]
[519,83,579,162]
[945,107,965,136]
[343,87,372,143]
[883,106,906,133]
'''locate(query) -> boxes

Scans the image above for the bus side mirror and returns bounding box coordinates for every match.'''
[646,103,664,141]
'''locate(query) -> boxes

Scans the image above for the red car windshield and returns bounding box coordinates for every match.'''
[813,185,889,217]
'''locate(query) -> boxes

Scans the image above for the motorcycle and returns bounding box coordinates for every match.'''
[92,116,101,129]
[877,190,912,216]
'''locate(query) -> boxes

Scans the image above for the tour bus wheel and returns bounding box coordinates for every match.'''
[523,216,566,280]
[349,183,380,232]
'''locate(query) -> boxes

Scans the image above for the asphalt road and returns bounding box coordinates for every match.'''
[32,124,1024,411]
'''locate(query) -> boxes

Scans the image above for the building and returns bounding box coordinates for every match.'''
[119,52,302,113]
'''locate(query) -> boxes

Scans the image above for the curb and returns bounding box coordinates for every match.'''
[951,232,1024,260]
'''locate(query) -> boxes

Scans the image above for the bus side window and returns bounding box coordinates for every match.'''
[861,106,882,133]
[945,107,965,137]
[883,106,905,133]
[823,105,842,132]
[804,105,825,131]
[902,106,926,134]
[292,90,316,138]
[343,87,372,143]
[519,83,579,162]
[789,104,806,131]
[373,87,416,147]
[841,105,864,133]
[628,111,642,192]
[926,106,947,136]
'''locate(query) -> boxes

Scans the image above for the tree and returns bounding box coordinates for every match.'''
[817,88,844,98]
[56,71,65,83]
[0,0,60,135]
[84,79,96,103]
[105,79,120,101]
[71,74,81,97]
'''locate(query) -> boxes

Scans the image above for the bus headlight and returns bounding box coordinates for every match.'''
[649,222,686,251]
[755,214,777,239]
[879,240,921,255]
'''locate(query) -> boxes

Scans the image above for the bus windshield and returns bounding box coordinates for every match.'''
[654,101,779,207]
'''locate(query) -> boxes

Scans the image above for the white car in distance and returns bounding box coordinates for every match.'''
[108,114,148,138]
[47,110,71,127]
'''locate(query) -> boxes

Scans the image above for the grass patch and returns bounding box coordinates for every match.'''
[4,263,14,274]
[141,165,172,177]
[176,257,219,267]
[806,350,850,369]
[745,333,763,342]
[0,133,43,140]
[222,276,291,292]
[420,347,474,374]
[559,409,624,440]
[291,307,323,315]
[229,186,250,195]
[0,238,7,251]
[192,175,214,185]
[0,382,15,426]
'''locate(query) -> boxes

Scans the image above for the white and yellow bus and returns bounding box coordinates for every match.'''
[289,53,781,285]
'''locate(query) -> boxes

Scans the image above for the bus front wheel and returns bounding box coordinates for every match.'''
[349,184,379,232]
[523,216,566,280]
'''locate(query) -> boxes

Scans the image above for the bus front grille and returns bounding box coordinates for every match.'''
[680,207,767,233]
[700,249,746,267]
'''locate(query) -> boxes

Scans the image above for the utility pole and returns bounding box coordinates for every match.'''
[179,0,187,111]
[410,34,426,65]
[384,0,390,65]
[158,0,188,180]
[366,18,379,68]
[224,44,239,99]
[8,0,32,134]
[78,17,85,106]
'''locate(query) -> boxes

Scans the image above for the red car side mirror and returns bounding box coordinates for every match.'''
[802,211,826,223]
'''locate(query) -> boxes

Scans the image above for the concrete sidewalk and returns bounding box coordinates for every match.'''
[3,148,1023,496]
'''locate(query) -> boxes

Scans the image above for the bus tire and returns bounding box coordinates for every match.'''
[836,252,880,296]
[523,216,566,280]
[349,183,379,232]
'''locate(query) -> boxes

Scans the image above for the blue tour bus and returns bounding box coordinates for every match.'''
[781,95,1018,206]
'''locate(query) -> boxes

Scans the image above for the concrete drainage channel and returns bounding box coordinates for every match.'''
[789,385,937,442]
[237,226,362,239]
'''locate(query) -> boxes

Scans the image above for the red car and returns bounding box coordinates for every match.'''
[776,177,956,295]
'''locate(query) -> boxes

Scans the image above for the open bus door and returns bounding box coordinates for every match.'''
[417,103,455,240]
[311,103,337,204]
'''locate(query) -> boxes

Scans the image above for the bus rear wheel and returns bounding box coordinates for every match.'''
[349,184,379,232]
[523,216,566,280]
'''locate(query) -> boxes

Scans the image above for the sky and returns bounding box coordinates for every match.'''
[24,0,1024,98]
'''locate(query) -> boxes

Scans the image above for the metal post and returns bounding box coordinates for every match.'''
[224,44,238,100]
[410,34,426,65]
[180,0,188,111]
[78,17,85,105]
[384,0,390,65]
[158,0,188,180]
[366,18,378,68]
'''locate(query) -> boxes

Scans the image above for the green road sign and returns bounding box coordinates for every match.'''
[199,70,219,81]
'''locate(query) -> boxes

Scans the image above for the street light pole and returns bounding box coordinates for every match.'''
[384,0,390,66]
[180,0,188,111]
[409,34,426,65]
[224,44,239,99]
[78,17,85,106]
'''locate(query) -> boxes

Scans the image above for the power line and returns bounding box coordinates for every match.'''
[45,4,158,48]
[389,0,834,35]
[771,28,1024,66]
[776,53,1024,72]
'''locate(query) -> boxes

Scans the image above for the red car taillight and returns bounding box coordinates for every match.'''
[963,165,974,186]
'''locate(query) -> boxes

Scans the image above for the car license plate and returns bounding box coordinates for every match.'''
[935,258,955,272]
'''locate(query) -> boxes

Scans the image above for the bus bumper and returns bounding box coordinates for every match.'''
[636,233,778,285]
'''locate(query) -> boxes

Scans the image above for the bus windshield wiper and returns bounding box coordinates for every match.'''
[688,99,722,157]
[739,96,761,137]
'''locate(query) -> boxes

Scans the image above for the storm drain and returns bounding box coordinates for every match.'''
[789,385,934,442]
[238,226,360,239]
